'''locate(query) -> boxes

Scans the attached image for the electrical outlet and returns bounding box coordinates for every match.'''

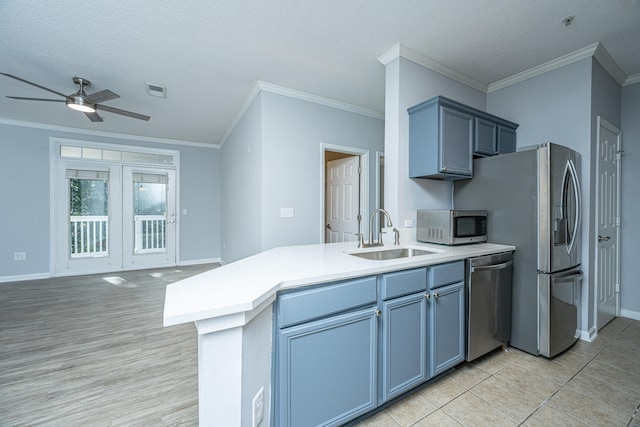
[404,219,415,227]
[252,386,264,426]
[280,207,294,218]
[13,252,27,261]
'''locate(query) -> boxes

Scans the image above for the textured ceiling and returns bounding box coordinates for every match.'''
[1,0,639,145]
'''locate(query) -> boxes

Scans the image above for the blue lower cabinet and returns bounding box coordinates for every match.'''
[429,281,465,376]
[380,292,428,402]
[276,307,378,427]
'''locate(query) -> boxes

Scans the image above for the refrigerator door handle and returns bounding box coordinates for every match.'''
[552,271,584,284]
[562,158,581,255]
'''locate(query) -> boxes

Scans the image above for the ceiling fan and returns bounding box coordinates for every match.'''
[1,73,150,122]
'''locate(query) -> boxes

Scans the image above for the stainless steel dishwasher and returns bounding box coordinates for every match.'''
[466,251,514,362]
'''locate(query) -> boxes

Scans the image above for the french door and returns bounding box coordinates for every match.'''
[54,162,176,275]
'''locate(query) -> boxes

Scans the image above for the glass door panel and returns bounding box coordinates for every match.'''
[67,171,110,258]
[123,167,176,268]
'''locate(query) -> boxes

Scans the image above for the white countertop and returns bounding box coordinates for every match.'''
[163,241,515,327]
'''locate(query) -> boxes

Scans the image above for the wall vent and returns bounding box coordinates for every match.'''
[145,82,167,98]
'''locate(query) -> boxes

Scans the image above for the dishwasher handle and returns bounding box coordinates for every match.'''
[471,260,513,272]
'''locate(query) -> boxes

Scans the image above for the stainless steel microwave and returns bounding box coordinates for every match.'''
[417,210,487,245]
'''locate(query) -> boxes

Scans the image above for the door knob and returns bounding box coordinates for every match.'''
[598,235,611,242]
[326,224,332,230]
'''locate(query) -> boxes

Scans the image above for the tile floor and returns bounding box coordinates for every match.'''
[356,317,640,427]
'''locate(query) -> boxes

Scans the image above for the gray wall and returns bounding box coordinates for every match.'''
[621,82,640,318]
[0,122,221,279]
[221,91,384,263]
[221,95,264,263]
[384,57,486,228]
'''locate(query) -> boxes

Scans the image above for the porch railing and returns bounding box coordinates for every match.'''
[70,216,109,258]
[134,215,167,253]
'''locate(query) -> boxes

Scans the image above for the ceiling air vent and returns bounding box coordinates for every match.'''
[145,82,167,98]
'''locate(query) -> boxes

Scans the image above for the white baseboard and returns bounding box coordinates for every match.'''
[579,326,598,342]
[178,258,222,266]
[0,272,50,284]
[621,309,640,321]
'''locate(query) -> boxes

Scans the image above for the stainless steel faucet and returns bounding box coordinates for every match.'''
[358,208,393,248]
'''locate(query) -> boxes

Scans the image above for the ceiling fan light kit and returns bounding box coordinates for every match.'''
[1,72,150,122]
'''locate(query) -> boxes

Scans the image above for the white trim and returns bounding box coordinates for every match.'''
[220,81,384,147]
[579,326,598,342]
[593,43,627,86]
[620,308,640,321]
[179,258,222,267]
[0,272,50,284]
[0,117,220,149]
[488,44,599,92]
[378,43,487,92]
[624,73,640,86]
[320,143,370,244]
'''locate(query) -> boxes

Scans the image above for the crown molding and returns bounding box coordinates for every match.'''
[624,73,640,86]
[378,43,487,93]
[0,117,219,148]
[220,81,384,147]
[593,43,627,85]
[488,43,600,92]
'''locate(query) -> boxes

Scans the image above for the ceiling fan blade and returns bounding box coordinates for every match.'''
[96,104,150,121]
[7,96,66,102]
[1,73,68,98]
[86,89,119,103]
[85,112,104,122]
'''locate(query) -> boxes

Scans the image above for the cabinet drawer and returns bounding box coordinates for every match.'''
[278,276,377,328]
[380,268,427,300]
[428,261,465,289]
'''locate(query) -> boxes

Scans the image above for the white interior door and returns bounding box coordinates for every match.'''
[325,156,360,243]
[596,117,621,330]
[122,167,177,268]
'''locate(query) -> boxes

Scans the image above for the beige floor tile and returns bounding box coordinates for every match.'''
[595,348,640,376]
[566,371,639,413]
[599,317,633,336]
[524,404,590,427]
[548,387,631,426]
[495,364,561,400]
[569,339,606,358]
[412,409,463,426]
[416,376,466,408]
[442,391,518,427]
[448,364,490,390]
[471,347,520,375]
[516,354,579,384]
[470,376,545,422]
[385,392,437,427]
[357,410,400,427]
[551,348,594,371]
[581,359,640,399]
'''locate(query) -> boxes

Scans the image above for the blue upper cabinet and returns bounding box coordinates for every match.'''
[409,96,518,179]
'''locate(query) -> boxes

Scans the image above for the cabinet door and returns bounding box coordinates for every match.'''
[498,126,517,154]
[475,117,498,156]
[380,292,428,402]
[440,106,474,176]
[429,281,465,377]
[276,308,378,427]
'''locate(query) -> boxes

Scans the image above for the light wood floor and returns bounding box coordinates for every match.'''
[0,264,215,426]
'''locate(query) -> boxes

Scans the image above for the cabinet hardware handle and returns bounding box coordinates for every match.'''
[425,293,431,299]
[433,292,439,298]
[375,309,382,317]
[441,167,447,172]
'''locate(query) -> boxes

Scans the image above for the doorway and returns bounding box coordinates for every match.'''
[52,140,178,276]
[321,144,369,243]
[595,116,622,330]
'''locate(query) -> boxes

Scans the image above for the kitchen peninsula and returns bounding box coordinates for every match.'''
[163,240,515,426]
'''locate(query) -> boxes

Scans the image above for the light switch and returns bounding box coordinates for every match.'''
[183,209,188,215]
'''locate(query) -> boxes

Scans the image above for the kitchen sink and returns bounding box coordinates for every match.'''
[349,247,436,260]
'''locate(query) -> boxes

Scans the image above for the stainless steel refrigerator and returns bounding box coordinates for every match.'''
[454,143,583,357]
